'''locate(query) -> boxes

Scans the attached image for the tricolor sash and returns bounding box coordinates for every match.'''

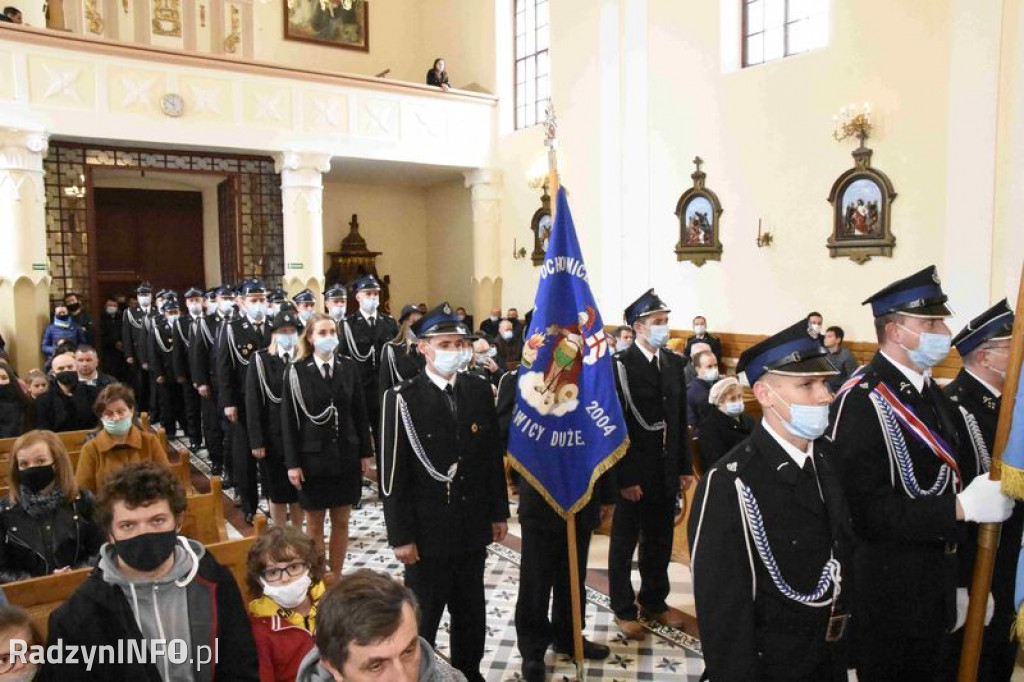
[834,372,865,397]
[873,382,962,491]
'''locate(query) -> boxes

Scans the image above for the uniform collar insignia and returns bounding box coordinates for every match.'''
[982,395,996,410]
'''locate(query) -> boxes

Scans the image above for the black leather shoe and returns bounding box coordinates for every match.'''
[553,638,610,661]
[189,441,203,452]
[521,659,546,682]
[210,463,223,477]
[243,512,255,526]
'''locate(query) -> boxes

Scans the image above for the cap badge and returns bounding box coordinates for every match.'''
[726,462,738,472]
[443,303,452,315]
[932,271,941,284]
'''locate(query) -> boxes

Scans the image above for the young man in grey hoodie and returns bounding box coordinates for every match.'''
[39,462,258,682]
[296,569,466,682]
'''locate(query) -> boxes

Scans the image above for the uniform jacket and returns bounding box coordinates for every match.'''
[246,350,289,454]
[190,313,228,389]
[697,407,756,470]
[173,315,203,383]
[216,317,273,411]
[280,354,372,478]
[338,312,398,385]
[0,491,103,582]
[147,317,177,381]
[688,425,853,680]
[612,344,691,496]
[827,352,966,636]
[40,548,258,682]
[378,340,425,399]
[121,306,157,365]
[381,371,509,557]
[946,368,1022,617]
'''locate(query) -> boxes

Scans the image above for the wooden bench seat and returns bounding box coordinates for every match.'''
[5,514,266,639]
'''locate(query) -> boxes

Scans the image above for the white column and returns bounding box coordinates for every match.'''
[273,150,332,300]
[0,129,52,374]
[464,168,503,322]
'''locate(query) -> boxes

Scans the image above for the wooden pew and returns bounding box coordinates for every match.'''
[5,514,267,639]
[0,429,93,457]
[180,476,229,545]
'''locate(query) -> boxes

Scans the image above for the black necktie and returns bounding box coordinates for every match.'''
[283,353,290,364]
[256,323,264,338]
[650,354,659,371]
[322,363,332,381]
[443,384,457,419]
[369,316,376,329]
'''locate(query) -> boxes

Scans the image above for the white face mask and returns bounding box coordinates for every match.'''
[808,323,821,336]
[722,400,744,416]
[187,303,203,317]
[694,324,706,335]
[260,572,312,609]
[138,295,152,308]
[501,330,514,341]
[329,305,346,321]
[218,300,233,315]
[106,306,118,315]
[489,315,499,323]
[267,303,281,318]
[431,347,463,375]
[701,367,719,383]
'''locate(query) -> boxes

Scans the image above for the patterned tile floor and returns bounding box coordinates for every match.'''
[183,444,705,681]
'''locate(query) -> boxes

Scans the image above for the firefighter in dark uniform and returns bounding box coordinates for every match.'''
[190,285,233,479]
[267,288,287,319]
[216,279,273,525]
[175,286,206,450]
[827,265,1013,681]
[339,275,398,444]
[380,303,509,682]
[941,299,1019,681]
[122,283,157,422]
[149,296,184,436]
[324,283,347,330]
[689,320,854,681]
[246,309,302,528]
[496,366,614,682]
[378,303,426,399]
[293,288,317,329]
[608,289,691,639]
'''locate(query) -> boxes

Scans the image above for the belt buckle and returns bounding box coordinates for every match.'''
[944,542,958,555]
[825,614,849,643]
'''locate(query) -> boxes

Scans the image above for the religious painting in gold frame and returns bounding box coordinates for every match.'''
[827,144,897,264]
[285,0,369,52]
[674,157,723,267]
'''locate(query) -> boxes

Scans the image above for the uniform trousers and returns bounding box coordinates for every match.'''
[404,549,486,682]
[515,518,592,661]
[857,628,947,682]
[131,365,151,422]
[156,380,184,435]
[231,414,259,515]
[200,390,225,468]
[181,382,203,445]
[939,612,1018,682]
[608,489,674,620]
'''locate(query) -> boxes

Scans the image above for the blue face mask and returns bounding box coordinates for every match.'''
[897,324,951,369]
[276,333,298,354]
[298,309,314,323]
[314,336,339,355]
[767,384,829,441]
[102,416,133,436]
[645,324,670,349]
[722,400,744,416]
[247,302,267,321]
[701,368,720,383]
[431,348,463,375]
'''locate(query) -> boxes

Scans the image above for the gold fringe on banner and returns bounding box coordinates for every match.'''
[1000,463,1024,501]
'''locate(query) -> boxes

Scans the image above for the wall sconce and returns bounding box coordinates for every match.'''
[512,238,527,260]
[756,218,773,248]
[833,102,873,145]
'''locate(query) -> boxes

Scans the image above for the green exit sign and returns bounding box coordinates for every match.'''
[287,262,304,270]
[32,263,47,271]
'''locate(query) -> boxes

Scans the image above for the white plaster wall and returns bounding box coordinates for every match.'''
[423,178,475,312]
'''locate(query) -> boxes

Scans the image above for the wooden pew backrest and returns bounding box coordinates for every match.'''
[4,567,91,639]
[180,476,228,545]
[206,514,267,604]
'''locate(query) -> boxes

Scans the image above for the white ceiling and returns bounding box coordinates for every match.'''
[324,157,469,187]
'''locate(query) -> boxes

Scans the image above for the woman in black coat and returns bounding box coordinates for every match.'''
[426,58,450,90]
[697,376,756,470]
[246,310,302,528]
[282,314,371,575]
[378,304,426,399]
[0,430,103,582]
[0,361,32,438]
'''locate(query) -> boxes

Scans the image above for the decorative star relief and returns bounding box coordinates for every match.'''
[119,76,154,109]
[188,84,222,115]
[254,92,285,123]
[41,65,82,102]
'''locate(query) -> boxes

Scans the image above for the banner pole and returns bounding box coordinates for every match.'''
[958,263,1024,681]
[566,513,585,681]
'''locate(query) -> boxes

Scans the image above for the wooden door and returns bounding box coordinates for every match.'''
[218,177,241,285]
[92,188,205,304]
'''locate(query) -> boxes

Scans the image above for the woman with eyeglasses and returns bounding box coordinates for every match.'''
[246,525,327,682]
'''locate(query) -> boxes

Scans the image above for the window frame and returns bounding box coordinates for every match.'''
[513,0,550,131]
[741,0,825,68]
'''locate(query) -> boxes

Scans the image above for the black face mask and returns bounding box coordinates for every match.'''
[55,313,69,321]
[67,302,81,313]
[55,371,78,387]
[114,530,179,572]
[19,465,55,493]
[0,384,18,401]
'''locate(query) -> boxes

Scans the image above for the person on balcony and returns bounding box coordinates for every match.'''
[427,58,450,91]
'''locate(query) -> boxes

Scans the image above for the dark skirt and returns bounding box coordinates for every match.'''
[298,473,361,511]
[259,449,298,504]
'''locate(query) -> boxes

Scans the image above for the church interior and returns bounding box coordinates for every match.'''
[1,0,1024,680]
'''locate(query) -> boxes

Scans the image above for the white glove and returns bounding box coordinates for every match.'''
[952,587,995,631]
[957,473,1015,523]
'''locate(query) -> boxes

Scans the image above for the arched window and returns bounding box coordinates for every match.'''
[743,0,828,67]
[514,0,550,130]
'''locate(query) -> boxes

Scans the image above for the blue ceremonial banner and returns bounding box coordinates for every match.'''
[507,187,629,518]
[1007,367,1024,628]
